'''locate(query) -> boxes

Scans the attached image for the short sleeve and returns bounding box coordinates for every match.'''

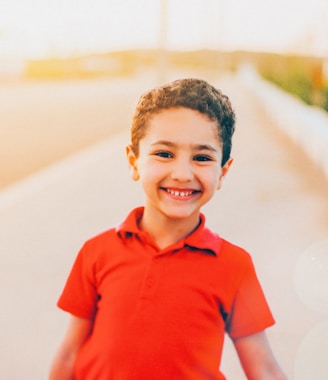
[225,255,275,339]
[57,243,98,320]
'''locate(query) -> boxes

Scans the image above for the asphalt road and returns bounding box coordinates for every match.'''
[1,70,327,379]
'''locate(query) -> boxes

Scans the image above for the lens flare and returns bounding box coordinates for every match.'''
[294,321,328,380]
[294,239,328,313]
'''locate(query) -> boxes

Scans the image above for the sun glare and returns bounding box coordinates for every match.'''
[0,0,327,59]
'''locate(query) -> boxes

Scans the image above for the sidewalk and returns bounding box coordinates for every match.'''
[0,71,327,379]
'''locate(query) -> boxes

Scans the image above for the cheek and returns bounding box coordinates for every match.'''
[208,175,223,194]
[200,168,222,189]
[139,161,165,183]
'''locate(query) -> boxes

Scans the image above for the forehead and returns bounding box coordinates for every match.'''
[144,107,220,144]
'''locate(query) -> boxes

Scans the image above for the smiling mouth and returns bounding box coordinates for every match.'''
[163,188,200,197]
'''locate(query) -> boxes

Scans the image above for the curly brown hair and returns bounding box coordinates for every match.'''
[130,78,236,166]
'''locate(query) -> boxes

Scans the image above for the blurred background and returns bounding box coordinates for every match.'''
[1,1,328,379]
[1,0,328,188]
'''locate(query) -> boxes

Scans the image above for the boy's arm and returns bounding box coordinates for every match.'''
[49,315,92,380]
[233,331,287,380]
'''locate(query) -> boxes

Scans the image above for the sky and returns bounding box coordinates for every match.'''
[0,0,327,59]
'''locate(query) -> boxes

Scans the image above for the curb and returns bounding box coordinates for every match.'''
[239,65,328,181]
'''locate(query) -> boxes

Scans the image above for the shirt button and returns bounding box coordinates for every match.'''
[146,277,153,287]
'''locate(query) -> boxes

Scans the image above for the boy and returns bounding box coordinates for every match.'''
[50,78,286,379]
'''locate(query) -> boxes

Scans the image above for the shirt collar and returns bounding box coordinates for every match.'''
[116,206,144,235]
[116,207,221,256]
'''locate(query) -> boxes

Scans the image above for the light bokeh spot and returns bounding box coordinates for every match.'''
[294,239,328,313]
[294,321,328,380]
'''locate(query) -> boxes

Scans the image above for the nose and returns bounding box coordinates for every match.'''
[170,157,194,182]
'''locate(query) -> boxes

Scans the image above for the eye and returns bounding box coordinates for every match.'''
[154,151,173,158]
[193,154,212,162]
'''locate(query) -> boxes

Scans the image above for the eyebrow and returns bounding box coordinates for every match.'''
[151,140,218,152]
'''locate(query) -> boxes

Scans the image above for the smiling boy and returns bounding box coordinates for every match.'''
[50,78,286,379]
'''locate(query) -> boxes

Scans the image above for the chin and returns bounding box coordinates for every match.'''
[162,208,200,221]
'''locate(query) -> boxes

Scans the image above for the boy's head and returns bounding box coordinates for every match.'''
[130,78,236,167]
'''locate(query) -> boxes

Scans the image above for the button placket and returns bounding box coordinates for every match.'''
[145,276,154,287]
[140,256,162,301]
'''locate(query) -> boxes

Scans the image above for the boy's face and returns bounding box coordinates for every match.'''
[126,107,232,225]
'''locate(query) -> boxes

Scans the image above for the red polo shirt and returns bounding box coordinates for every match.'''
[58,207,274,380]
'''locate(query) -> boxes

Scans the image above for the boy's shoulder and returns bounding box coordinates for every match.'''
[219,237,251,257]
[82,227,118,249]
[200,221,251,262]
[190,220,254,270]
[73,227,124,269]
[218,237,254,267]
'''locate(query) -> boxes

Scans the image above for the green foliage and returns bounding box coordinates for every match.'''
[264,70,312,105]
[257,53,328,112]
[323,87,328,112]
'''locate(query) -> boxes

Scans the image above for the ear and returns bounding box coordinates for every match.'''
[217,157,233,190]
[126,145,140,181]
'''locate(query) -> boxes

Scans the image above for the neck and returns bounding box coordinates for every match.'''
[140,209,200,250]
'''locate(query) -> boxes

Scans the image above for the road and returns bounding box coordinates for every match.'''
[0,70,327,379]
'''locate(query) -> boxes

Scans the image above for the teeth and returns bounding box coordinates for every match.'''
[167,189,193,197]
